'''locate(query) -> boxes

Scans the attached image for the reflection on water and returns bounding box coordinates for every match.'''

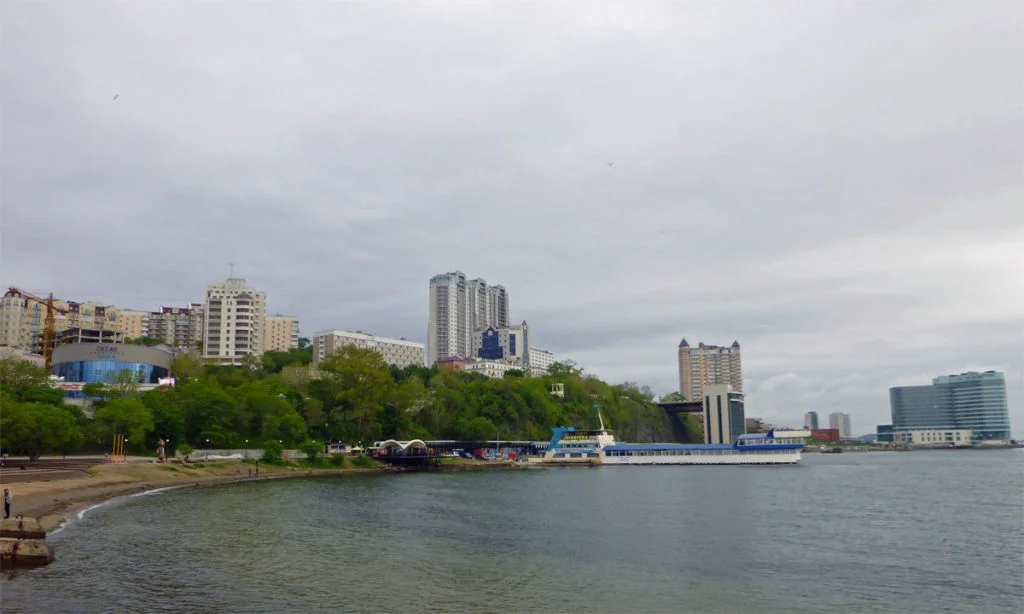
[3,451,1023,613]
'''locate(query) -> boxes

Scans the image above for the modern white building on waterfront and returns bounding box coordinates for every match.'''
[703,384,745,445]
[312,330,425,368]
[893,428,973,446]
[678,339,743,401]
[427,271,510,365]
[202,278,266,366]
[829,412,852,439]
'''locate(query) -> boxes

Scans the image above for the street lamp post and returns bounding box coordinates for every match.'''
[245,439,249,459]
[205,438,210,460]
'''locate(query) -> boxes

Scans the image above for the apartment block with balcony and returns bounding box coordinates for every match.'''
[202,278,266,365]
[313,330,425,368]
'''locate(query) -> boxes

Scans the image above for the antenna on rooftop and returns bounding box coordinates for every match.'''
[229,262,236,279]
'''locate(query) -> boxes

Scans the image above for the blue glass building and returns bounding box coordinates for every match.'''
[50,343,172,398]
[889,371,1011,441]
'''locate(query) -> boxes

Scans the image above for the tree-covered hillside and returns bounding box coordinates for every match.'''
[0,348,692,458]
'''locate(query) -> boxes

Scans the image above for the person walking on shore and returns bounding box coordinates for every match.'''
[3,488,11,519]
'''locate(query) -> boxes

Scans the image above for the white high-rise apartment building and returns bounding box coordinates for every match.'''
[467,278,489,335]
[264,315,300,352]
[202,278,266,365]
[677,339,743,401]
[487,285,509,328]
[313,330,424,368]
[428,271,510,365]
[428,271,468,365]
[829,412,852,439]
[527,347,556,372]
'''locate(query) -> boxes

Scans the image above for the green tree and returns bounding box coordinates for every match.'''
[298,439,321,463]
[94,397,155,450]
[170,353,204,383]
[0,357,49,391]
[316,345,394,441]
[140,389,186,454]
[261,440,284,464]
[179,380,238,445]
[0,400,84,460]
[0,357,60,403]
[124,336,166,346]
[548,360,583,378]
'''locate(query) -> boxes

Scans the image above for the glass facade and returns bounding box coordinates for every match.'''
[52,360,169,385]
[890,385,947,430]
[727,393,745,444]
[478,328,503,360]
[890,372,1011,441]
[933,371,1010,441]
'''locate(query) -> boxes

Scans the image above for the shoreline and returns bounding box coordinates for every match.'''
[2,461,390,533]
[3,457,521,533]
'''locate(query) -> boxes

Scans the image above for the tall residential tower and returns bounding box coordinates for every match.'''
[202,278,266,366]
[427,271,510,365]
[677,339,743,401]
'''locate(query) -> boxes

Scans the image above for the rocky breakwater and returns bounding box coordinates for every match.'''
[0,516,55,569]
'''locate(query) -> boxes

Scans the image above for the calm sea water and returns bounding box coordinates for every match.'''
[3,450,1022,613]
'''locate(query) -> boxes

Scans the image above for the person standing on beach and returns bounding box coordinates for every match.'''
[3,488,11,519]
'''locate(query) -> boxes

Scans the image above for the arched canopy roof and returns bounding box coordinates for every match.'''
[377,439,429,453]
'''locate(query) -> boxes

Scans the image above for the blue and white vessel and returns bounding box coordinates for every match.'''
[539,413,616,461]
[602,430,804,465]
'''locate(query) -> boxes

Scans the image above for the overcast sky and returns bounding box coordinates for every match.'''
[2,1,1022,436]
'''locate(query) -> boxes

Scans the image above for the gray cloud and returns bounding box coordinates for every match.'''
[2,1,1022,436]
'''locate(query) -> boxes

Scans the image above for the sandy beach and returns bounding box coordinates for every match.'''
[0,460,381,532]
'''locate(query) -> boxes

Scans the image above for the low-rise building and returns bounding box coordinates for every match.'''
[463,359,523,379]
[437,356,466,373]
[893,428,973,446]
[773,428,811,439]
[811,428,841,442]
[50,342,174,406]
[313,330,425,368]
[876,424,894,443]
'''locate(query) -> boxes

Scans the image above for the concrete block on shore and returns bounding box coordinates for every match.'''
[0,537,55,569]
[0,517,47,539]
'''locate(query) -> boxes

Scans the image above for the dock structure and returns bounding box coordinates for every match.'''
[370,439,544,470]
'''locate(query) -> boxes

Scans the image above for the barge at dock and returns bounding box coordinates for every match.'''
[603,431,804,465]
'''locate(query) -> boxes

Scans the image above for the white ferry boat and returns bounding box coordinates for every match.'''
[539,413,616,461]
[602,430,804,465]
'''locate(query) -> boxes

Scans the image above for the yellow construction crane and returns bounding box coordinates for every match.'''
[7,287,70,368]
